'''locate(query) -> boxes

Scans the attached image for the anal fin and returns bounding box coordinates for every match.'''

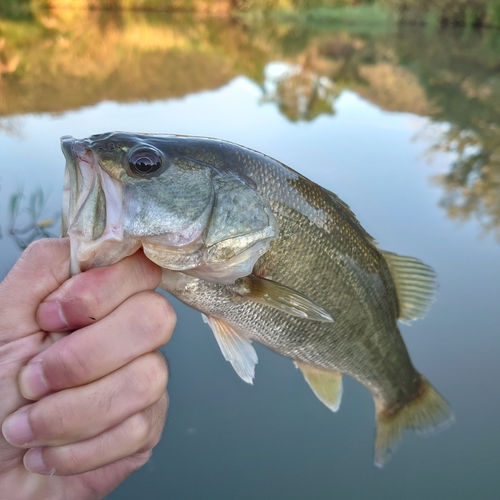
[294,361,343,412]
[202,314,258,384]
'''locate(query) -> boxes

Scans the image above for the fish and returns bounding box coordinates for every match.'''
[61,131,453,466]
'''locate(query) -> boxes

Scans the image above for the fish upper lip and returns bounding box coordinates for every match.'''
[72,140,94,165]
[61,136,94,166]
[60,135,75,161]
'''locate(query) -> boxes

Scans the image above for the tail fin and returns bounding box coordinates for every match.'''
[374,376,454,467]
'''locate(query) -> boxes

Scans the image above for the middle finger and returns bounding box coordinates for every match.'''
[19,290,175,400]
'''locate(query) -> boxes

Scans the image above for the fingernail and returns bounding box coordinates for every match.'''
[37,301,69,332]
[24,448,52,475]
[2,407,34,446]
[19,361,50,400]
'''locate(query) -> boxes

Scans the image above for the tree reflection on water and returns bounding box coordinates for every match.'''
[261,59,337,121]
[431,123,500,240]
[0,9,499,244]
[393,28,500,240]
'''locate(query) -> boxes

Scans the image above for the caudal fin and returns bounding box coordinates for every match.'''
[374,376,454,467]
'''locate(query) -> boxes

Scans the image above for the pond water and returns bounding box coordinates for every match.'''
[1,10,499,500]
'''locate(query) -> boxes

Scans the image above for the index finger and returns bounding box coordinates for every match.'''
[36,249,162,332]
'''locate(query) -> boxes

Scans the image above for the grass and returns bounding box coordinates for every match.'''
[304,5,398,24]
[263,4,398,36]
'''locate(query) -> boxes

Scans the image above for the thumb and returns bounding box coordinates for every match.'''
[0,238,70,342]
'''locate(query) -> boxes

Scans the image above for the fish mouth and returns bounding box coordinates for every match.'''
[61,136,140,275]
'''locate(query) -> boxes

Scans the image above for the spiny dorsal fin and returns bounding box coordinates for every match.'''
[202,314,258,384]
[237,275,334,323]
[294,361,343,412]
[381,250,437,324]
[325,188,378,247]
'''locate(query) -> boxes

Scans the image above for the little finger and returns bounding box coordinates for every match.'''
[24,394,168,476]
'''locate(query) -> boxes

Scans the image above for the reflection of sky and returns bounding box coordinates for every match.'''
[1,76,499,500]
[0,75,459,272]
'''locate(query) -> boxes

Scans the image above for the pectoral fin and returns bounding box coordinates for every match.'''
[294,361,343,412]
[202,314,258,384]
[238,275,333,322]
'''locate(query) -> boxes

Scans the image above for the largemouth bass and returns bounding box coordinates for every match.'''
[61,132,453,466]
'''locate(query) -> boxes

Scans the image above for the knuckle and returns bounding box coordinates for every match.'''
[52,338,91,386]
[24,239,46,256]
[143,425,162,451]
[141,449,153,462]
[134,292,176,345]
[65,277,100,317]
[23,238,60,259]
[129,450,153,472]
[14,239,65,280]
[42,441,89,476]
[53,444,81,474]
[149,397,168,448]
[132,353,168,404]
[126,412,151,446]
[148,352,169,391]
[134,404,165,452]
[131,252,163,288]
[31,398,72,442]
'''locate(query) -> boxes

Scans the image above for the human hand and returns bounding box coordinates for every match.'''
[0,238,175,500]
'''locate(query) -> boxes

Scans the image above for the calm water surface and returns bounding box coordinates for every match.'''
[0,11,499,500]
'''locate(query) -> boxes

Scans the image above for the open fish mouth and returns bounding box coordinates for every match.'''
[61,136,140,275]
[60,132,280,284]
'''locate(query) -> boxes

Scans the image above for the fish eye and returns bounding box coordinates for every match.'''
[128,147,163,176]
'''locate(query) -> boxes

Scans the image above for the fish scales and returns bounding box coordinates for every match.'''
[197,143,418,402]
[61,132,453,466]
[166,174,418,403]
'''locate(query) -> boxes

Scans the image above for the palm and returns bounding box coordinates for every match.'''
[0,240,172,500]
[0,331,146,500]
[2,456,150,500]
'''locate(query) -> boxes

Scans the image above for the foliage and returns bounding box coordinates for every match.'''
[0,11,500,240]
[432,124,500,240]
[0,0,34,20]
[389,26,500,239]
[19,0,355,12]
[266,4,397,24]
[380,0,500,27]
[305,5,397,24]
[3,0,500,28]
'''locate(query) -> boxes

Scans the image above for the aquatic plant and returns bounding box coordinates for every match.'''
[8,188,58,249]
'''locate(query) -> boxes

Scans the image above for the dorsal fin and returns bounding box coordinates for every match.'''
[325,188,378,247]
[381,250,437,323]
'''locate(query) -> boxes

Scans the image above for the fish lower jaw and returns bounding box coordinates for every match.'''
[69,233,141,274]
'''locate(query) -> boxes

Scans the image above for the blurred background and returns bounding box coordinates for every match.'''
[0,1,499,499]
